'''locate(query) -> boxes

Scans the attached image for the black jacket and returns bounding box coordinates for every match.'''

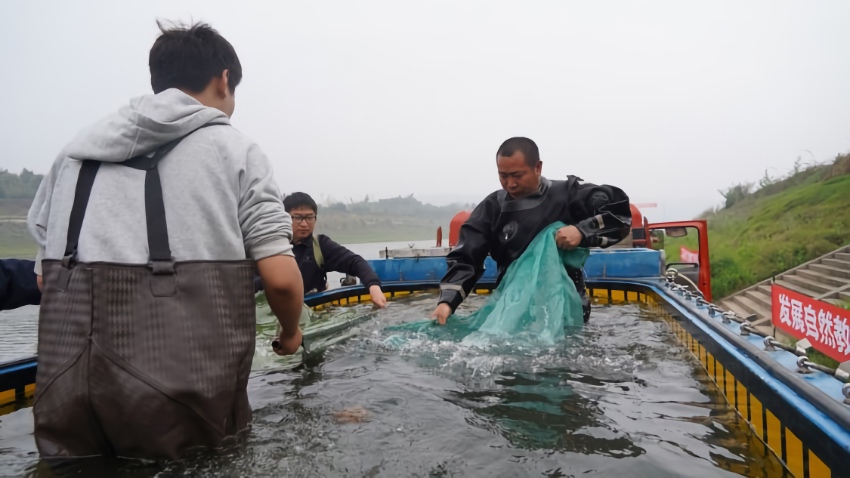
[438,176,631,312]
[254,234,381,294]
[0,259,41,311]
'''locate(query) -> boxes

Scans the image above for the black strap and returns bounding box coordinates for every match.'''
[62,123,222,270]
[63,161,102,265]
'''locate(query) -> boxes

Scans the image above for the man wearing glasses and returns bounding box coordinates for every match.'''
[258,192,387,308]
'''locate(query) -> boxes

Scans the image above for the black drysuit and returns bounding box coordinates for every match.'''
[437,176,632,322]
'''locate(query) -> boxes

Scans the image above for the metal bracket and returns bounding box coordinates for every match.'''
[795,338,813,356]
[764,336,776,352]
[796,356,814,374]
[837,361,850,383]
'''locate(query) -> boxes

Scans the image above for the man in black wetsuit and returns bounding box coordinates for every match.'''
[431,137,632,325]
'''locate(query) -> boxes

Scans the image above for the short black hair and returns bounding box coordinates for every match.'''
[283,192,318,214]
[496,137,540,168]
[149,21,242,94]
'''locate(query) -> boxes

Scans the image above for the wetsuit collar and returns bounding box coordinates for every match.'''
[498,177,552,211]
[505,176,550,201]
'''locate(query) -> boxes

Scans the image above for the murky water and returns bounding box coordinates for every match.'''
[0,292,786,477]
[0,306,38,362]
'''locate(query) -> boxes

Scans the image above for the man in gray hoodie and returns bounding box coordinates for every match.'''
[27,21,303,460]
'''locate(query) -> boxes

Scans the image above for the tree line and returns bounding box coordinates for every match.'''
[0,169,43,199]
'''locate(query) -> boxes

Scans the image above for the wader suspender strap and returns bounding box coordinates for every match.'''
[63,161,101,267]
[61,124,222,294]
[312,235,324,269]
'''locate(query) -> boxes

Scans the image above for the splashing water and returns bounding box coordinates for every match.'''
[385,221,590,353]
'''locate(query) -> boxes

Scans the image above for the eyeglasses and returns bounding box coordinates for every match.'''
[292,215,317,224]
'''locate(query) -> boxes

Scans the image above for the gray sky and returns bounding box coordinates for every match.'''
[2,0,849,222]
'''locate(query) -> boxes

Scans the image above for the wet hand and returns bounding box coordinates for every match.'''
[369,285,387,308]
[273,327,303,356]
[430,303,452,325]
[556,225,583,250]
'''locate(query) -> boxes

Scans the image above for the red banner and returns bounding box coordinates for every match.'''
[771,284,850,362]
[680,246,699,264]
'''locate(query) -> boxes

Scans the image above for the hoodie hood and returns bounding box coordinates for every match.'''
[65,88,230,162]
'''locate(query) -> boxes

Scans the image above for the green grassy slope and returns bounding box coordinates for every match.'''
[665,157,850,299]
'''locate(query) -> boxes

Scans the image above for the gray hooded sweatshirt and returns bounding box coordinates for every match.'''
[28,88,293,275]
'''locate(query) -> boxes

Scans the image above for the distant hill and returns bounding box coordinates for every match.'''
[0,170,473,258]
[313,195,473,244]
[665,153,850,299]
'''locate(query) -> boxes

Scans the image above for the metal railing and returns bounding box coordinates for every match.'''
[662,269,850,404]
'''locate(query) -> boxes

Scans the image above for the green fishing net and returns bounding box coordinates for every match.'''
[387,221,589,345]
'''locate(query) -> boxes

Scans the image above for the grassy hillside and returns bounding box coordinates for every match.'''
[665,154,850,299]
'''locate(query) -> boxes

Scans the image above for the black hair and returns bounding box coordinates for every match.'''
[496,137,540,168]
[283,192,318,214]
[149,20,242,94]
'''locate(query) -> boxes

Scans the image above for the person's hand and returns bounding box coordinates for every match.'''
[36,275,43,292]
[369,285,387,308]
[430,303,452,325]
[555,225,583,250]
[273,327,303,356]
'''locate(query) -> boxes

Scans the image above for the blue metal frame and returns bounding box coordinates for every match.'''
[367,248,664,283]
[599,279,850,445]
[0,356,36,404]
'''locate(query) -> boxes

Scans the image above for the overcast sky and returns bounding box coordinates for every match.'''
[2,0,849,222]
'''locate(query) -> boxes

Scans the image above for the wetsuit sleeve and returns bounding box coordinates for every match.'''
[319,235,381,288]
[438,199,494,312]
[567,181,632,248]
[0,259,41,311]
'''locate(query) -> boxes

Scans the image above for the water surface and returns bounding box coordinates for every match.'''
[1,292,785,477]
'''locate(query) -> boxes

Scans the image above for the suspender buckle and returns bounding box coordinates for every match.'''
[61,252,77,269]
[149,260,177,297]
[149,260,176,275]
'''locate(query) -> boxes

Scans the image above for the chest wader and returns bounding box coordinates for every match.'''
[33,127,257,460]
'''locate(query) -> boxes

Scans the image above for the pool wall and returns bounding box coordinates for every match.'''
[588,281,847,478]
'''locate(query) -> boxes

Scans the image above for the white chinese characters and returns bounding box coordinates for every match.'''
[803,304,818,341]
[818,309,836,348]
[835,316,850,356]
[779,294,791,326]
[790,299,804,332]
[776,290,850,357]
